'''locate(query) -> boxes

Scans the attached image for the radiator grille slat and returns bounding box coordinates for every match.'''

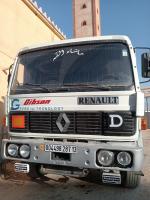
[29,112,51,133]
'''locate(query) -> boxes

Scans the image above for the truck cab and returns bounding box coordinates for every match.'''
[2,35,148,187]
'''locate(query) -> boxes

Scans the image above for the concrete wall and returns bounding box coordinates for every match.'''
[0,0,65,136]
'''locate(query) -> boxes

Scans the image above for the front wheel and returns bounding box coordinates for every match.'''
[121,171,141,188]
[28,164,44,179]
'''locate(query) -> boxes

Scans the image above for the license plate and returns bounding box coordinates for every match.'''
[102,172,121,185]
[45,144,77,153]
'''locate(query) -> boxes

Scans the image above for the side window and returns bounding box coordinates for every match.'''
[17,64,25,84]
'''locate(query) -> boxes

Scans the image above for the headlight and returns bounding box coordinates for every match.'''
[117,151,131,166]
[7,144,19,157]
[19,145,30,158]
[97,150,114,166]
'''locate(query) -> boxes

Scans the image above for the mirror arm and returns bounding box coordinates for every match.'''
[134,47,150,51]
[140,79,150,84]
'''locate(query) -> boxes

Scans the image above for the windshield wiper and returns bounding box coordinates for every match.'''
[63,83,112,91]
[15,83,132,93]
[63,83,134,90]
[108,85,134,90]
[17,83,70,92]
[17,83,50,92]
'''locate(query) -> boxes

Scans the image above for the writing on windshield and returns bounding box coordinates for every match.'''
[52,48,84,61]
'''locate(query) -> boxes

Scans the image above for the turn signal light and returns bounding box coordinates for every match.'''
[2,115,6,127]
[141,117,147,130]
[12,115,25,129]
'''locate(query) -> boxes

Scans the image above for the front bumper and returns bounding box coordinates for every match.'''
[2,138,144,172]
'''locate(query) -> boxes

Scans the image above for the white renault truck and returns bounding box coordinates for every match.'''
[2,35,149,188]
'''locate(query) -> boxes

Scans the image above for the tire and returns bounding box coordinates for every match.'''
[28,164,44,179]
[122,171,141,188]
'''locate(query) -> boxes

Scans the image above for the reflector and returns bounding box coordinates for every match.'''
[2,115,6,126]
[12,115,25,129]
[141,117,147,130]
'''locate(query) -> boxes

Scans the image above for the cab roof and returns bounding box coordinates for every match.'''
[19,35,132,55]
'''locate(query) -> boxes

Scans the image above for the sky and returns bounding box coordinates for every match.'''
[36,0,150,85]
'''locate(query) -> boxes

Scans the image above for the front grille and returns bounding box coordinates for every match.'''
[103,112,136,136]
[29,112,102,135]
[52,112,75,134]
[30,112,51,133]
[9,111,136,136]
[76,112,102,134]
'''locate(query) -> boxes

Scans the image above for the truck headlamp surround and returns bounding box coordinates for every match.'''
[7,144,19,157]
[97,150,114,166]
[117,151,131,166]
[19,145,30,158]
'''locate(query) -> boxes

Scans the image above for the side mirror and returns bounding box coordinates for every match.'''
[142,53,150,78]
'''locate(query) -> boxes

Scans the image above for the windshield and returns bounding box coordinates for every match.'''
[10,42,134,94]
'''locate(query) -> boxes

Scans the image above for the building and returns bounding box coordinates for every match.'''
[141,87,150,128]
[73,0,101,38]
[0,0,66,131]
[141,87,150,111]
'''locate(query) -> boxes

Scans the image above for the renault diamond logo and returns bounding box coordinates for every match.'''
[56,113,70,133]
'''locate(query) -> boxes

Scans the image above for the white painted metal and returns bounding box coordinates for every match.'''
[3,36,144,180]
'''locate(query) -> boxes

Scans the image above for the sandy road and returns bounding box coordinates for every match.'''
[0,131,150,200]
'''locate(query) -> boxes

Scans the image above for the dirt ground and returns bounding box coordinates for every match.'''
[0,130,150,200]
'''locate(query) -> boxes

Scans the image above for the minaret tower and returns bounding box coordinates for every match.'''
[73,0,101,38]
